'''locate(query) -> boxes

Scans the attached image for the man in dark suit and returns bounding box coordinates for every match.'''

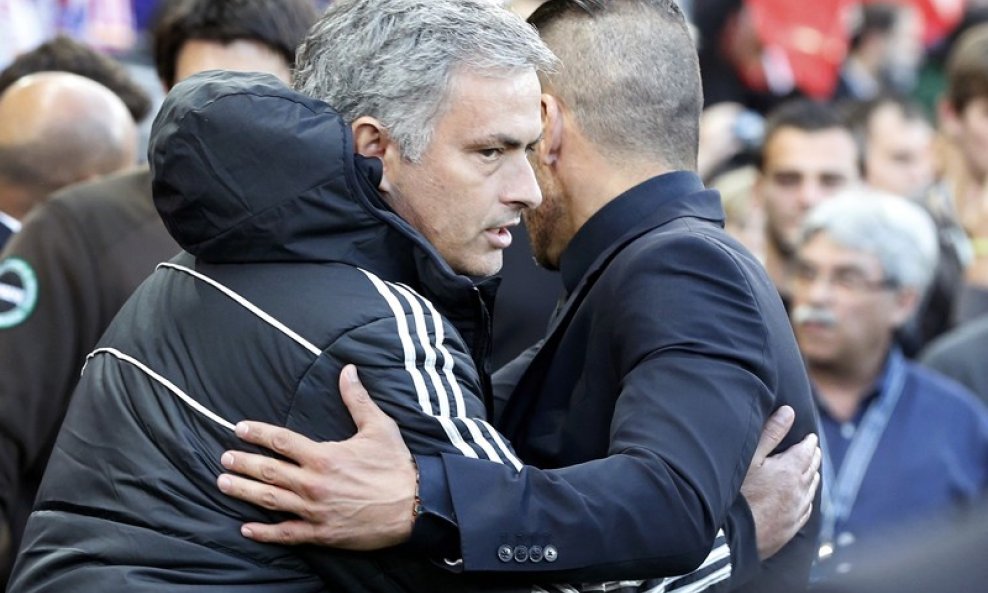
[217,1,821,591]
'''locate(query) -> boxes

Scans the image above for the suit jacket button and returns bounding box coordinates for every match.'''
[498,545,513,562]
[513,545,529,563]
[529,545,544,563]
[544,544,558,562]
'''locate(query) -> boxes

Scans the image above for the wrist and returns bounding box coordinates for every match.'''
[411,456,422,526]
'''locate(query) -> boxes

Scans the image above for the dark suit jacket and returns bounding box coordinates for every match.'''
[435,172,820,589]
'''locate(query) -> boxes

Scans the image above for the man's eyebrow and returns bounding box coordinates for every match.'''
[470,133,543,149]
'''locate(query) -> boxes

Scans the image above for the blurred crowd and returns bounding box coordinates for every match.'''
[1,0,988,592]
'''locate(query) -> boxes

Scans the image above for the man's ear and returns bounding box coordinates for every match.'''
[538,94,564,167]
[352,116,398,194]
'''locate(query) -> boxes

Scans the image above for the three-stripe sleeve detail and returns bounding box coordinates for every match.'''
[361,269,517,468]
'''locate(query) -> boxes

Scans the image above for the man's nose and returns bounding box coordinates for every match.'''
[503,154,542,210]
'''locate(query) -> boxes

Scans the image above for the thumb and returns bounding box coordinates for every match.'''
[752,405,795,463]
[338,364,387,431]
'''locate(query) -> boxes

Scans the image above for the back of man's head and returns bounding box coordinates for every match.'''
[758,99,851,170]
[945,23,988,112]
[153,0,319,89]
[294,0,556,162]
[0,72,136,216]
[526,0,702,170]
[0,36,151,122]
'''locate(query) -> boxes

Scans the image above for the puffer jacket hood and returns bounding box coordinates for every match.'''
[148,71,499,367]
[149,70,479,297]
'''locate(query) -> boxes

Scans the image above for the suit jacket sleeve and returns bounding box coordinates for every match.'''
[439,232,776,582]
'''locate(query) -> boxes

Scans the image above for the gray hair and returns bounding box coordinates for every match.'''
[799,190,939,291]
[528,0,702,169]
[293,0,557,161]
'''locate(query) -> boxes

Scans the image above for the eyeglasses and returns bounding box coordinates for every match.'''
[791,264,897,295]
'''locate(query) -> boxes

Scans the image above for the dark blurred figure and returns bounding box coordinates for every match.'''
[0,0,318,586]
[835,3,924,102]
[921,313,988,406]
[813,499,988,593]
[0,72,136,250]
[695,0,849,113]
[0,35,151,122]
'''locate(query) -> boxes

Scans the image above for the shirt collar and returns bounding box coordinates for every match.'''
[557,171,718,294]
[816,346,906,423]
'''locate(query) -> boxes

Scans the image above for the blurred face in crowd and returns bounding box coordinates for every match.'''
[790,232,912,372]
[883,7,924,92]
[757,127,859,255]
[865,103,935,198]
[173,39,292,86]
[372,69,543,277]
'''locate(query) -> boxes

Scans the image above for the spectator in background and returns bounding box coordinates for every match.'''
[835,2,925,102]
[753,99,859,304]
[937,22,988,322]
[845,95,965,356]
[788,190,988,585]
[921,313,988,406]
[0,35,151,123]
[0,72,136,250]
[0,0,318,585]
[845,95,935,200]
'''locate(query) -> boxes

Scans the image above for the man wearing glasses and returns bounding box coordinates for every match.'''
[788,190,988,586]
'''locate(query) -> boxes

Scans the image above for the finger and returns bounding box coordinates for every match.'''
[753,405,796,462]
[802,446,822,482]
[796,502,813,532]
[216,473,308,516]
[234,421,317,464]
[221,450,304,490]
[240,519,324,546]
[799,471,821,510]
[338,364,389,431]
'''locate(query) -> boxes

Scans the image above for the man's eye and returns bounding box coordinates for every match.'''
[479,148,502,159]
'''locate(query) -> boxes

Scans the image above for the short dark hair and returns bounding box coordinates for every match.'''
[945,23,988,112]
[152,0,319,89]
[0,36,151,121]
[528,0,702,170]
[758,99,849,170]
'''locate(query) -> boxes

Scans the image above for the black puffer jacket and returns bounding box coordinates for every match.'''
[8,72,522,593]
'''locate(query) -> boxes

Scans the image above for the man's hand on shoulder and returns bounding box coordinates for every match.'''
[216,365,417,550]
[741,405,821,560]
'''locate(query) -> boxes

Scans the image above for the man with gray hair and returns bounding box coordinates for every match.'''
[11,1,817,592]
[788,191,988,585]
[217,1,820,592]
[0,71,136,249]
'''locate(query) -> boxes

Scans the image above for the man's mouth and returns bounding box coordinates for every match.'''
[484,220,520,249]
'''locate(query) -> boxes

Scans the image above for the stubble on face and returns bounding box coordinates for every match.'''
[525,157,567,270]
